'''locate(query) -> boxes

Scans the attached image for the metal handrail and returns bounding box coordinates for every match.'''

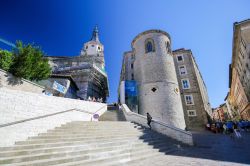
[0,105,107,128]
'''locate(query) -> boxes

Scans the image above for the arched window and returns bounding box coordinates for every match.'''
[166,42,171,53]
[145,39,155,53]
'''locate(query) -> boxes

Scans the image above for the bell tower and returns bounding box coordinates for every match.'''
[81,26,105,70]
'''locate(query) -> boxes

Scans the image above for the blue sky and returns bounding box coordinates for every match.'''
[0,0,250,107]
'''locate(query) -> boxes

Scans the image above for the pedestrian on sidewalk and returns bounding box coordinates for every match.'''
[226,121,234,138]
[223,123,227,134]
[147,112,152,129]
[233,122,242,139]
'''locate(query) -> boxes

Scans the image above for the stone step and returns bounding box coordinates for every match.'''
[0,142,169,164]
[0,135,165,151]
[51,126,143,131]
[67,121,130,124]
[43,125,146,131]
[40,130,146,136]
[53,144,174,166]
[15,133,154,145]
[30,130,148,139]
[0,138,169,158]
[2,145,169,166]
[57,122,140,127]
[124,153,174,166]
[37,129,152,136]
[44,127,144,134]
[30,133,142,140]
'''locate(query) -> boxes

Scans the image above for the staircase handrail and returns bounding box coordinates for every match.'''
[0,105,107,128]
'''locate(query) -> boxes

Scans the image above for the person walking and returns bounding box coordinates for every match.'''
[147,113,152,129]
[226,121,234,138]
[223,123,227,134]
[234,122,242,139]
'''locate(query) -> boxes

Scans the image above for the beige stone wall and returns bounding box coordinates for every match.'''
[0,69,44,93]
[229,20,250,120]
[173,49,210,130]
[123,51,134,80]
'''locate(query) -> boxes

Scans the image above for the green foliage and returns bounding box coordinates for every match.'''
[0,49,13,71]
[10,41,51,81]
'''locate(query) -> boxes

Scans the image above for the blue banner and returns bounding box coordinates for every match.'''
[53,81,67,94]
[125,80,137,96]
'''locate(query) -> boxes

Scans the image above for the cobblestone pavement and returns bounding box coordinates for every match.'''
[138,131,250,166]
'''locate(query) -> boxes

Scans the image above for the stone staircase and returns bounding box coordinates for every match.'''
[99,105,126,121]
[0,111,185,165]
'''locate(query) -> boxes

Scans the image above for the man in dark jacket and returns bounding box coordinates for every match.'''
[147,112,152,129]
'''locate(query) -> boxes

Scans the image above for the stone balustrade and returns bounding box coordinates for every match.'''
[121,104,193,145]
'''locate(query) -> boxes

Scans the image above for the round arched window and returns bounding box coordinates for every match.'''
[145,39,155,53]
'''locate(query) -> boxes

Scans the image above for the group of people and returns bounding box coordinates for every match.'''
[206,120,250,138]
[87,96,103,103]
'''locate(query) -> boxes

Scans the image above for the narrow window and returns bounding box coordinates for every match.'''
[131,63,134,69]
[179,66,187,75]
[187,110,197,117]
[185,95,194,105]
[177,55,184,62]
[146,42,153,52]
[145,39,155,53]
[131,73,134,80]
[182,79,190,89]
[166,42,171,53]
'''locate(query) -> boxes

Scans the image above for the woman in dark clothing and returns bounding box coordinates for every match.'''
[147,113,152,129]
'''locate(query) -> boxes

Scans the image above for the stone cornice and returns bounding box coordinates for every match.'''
[131,29,171,47]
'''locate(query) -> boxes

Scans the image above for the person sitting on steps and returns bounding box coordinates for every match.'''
[147,112,152,129]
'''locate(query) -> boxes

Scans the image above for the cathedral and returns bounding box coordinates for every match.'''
[48,26,109,102]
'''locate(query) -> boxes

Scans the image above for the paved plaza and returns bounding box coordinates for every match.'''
[139,131,250,166]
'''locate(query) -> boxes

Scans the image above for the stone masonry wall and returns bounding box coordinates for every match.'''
[173,49,209,130]
[132,30,186,130]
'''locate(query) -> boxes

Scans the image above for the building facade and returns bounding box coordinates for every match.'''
[228,19,250,120]
[119,30,212,130]
[173,49,212,130]
[119,30,186,130]
[118,51,138,112]
[212,103,230,122]
[48,27,109,102]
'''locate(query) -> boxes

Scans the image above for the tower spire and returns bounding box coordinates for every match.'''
[91,25,100,42]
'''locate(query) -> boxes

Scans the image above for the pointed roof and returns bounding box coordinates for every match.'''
[91,25,100,42]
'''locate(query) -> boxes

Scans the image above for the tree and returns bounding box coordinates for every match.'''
[0,49,13,71]
[10,41,51,81]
